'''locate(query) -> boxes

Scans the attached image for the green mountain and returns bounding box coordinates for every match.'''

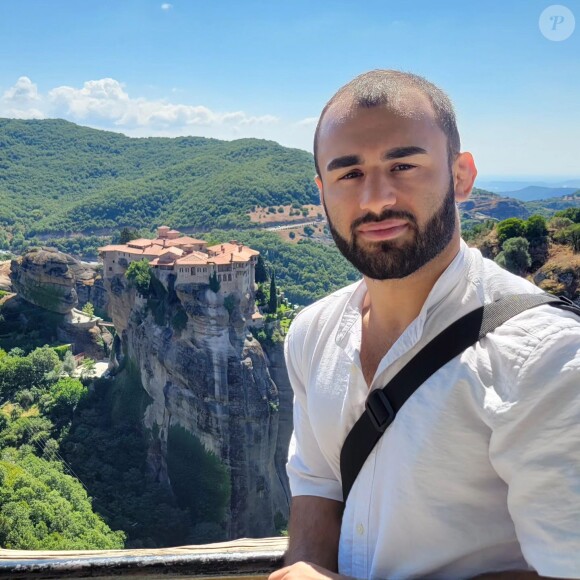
[0,118,318,235]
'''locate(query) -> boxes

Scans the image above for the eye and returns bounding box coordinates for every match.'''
[339,169,362,180]
[392,164,415,172]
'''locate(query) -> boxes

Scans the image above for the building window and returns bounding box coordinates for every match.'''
[109,267,112,271]
[228,274,232,281]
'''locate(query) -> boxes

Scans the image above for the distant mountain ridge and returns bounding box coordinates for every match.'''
[476,179,580,192]
[499,185,580,202]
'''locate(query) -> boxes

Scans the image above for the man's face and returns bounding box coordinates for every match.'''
[316,98,460,280]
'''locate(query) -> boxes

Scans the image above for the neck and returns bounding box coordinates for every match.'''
[362,235,462,334]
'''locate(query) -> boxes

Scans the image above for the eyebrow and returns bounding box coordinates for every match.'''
[326,146,428,172]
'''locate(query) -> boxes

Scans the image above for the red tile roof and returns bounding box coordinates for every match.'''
[208,252,248,265]
[175,251,210,266]
[127,238,155,248]
[98,244,145,255]
[207,242,259,259]
[164,236,208,246]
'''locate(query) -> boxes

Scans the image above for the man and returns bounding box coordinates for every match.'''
[270,70,580,579]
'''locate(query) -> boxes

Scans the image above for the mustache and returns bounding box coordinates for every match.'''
[350,209,418,234]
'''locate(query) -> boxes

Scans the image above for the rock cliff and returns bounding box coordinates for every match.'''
[9,247,108,314]
[105,269,291,538]
[8,248,111,359]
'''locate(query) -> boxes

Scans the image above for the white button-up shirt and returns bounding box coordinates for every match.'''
[285,241,580,579]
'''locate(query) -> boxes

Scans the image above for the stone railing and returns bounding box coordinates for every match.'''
[0,537,287,579]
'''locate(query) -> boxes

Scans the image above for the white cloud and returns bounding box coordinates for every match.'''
[1,76,45,119]
[296,116,318,127]
[0,77,295,145]
[161,3,172,10]
[3,76,40,102]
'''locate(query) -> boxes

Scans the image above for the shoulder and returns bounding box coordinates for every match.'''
[464,246,580,394]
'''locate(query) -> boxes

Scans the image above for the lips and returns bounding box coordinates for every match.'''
[356,220,409,241]
[357,219,408,233]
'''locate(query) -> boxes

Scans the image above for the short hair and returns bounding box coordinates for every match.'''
[313,69,461,176]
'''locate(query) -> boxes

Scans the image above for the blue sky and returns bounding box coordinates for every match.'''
[0,0,578,179]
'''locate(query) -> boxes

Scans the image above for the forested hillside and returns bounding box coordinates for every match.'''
[0,118,318,236]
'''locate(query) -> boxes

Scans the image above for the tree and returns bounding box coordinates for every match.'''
[62,351,76,376]
[126,260,151,295]
[0,448,125,550]
[81,302,95,318]
[303,225,315,237]
[496,218,526,246]
[554,223,580,253]
[119,228,139,244]
[524,215,548,242]
[209,271,220,293]
[42,377,88,424]
[269,271,278,313]
[494,237,531,275]
[548,216,574,231]
[255,255,269,283]
[554,207,580,224]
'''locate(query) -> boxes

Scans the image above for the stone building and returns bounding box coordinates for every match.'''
[98,226,259,297]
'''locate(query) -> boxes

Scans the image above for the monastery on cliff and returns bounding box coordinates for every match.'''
[98,226,259,296]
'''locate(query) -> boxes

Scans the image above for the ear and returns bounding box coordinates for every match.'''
[314,175,324,206]
[452,152,477,203]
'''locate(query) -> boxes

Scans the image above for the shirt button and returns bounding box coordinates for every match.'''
[356,523,365,535]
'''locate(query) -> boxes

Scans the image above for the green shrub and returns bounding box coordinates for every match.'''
[52,344,72,361]
[126,260,152,295]
[496,218,526,246]
[494,237,531,274]
[554,223,580,253]
[524,215,548,242]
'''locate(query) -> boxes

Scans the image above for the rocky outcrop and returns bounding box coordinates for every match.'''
[0,260,12,292]
[106,270,291,539]
[533,246,580,303]
[9,247,107,314]
[75,276,109,314]
[10,248,79,313]
[8,248,111,359]
[459,189,529,222]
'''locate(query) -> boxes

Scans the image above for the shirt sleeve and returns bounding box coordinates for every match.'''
[488,318,580,578]
[284,319,343,501]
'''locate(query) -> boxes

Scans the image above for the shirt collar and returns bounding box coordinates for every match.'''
[334,240,474,354]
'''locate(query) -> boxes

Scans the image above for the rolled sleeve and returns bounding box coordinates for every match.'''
[284,322,343,502]
[489,322,580,578]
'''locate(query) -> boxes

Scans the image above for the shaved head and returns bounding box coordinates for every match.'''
[314,70,460,176]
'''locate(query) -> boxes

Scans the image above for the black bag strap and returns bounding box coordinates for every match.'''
[340,293,580,503]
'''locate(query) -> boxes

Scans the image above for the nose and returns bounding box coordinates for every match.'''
[358,170,397,215]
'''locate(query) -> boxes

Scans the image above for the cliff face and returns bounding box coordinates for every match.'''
[8,248,111,359]
[9,247,108,314]
[10,248,80,313]
[106,270,291,538]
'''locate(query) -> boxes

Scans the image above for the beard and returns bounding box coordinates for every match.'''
[325,177,457,280]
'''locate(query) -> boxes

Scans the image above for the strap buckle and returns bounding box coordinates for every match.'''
[365,389,395,433]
